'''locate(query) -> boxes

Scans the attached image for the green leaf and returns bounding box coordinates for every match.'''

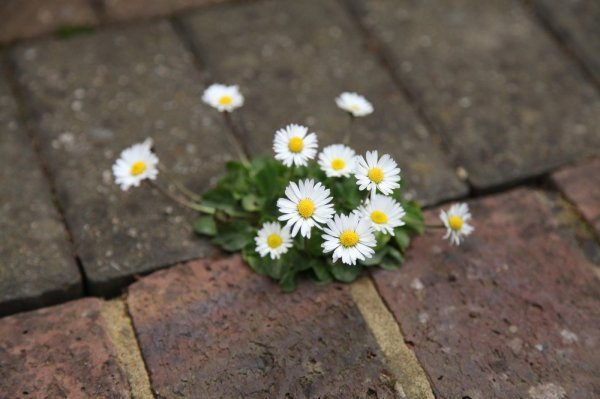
[242,246,267,276]
[375,232,391,250]
[201,187,246,217]
[304,232,324,257]
[394,228,411,251]
[279,270,299,292]
[310,258,333,283]
[241,194,262,212]
[194,216,216,236]
[213,220,255,251]
[402,201,425,234]
[331,177,362,211]
[330,262,362,282]
[360,247,388,266]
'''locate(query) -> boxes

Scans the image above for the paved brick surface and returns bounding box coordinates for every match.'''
[182,0,468,205]
[12,21,237,295]
[372,189,600,398]
[127,256,403,398]
[532,0,600,83]
[0,75,81,317]
[100,0,231,22]
[0,0,98,44]
[0,298,131,398]
[349,0,600,189]
[552,159,600,237]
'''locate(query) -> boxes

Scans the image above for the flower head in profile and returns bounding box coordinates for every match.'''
[273,124,318,167]
[355,150,401,195]
[440,203,474,245]
[202,83,244,112]
[277,179,334,238]
[322,213,376,265]
[318,144,357,178]
[112,138,159,191]
[335,92,373,117]
[255,222,293,259]
[357,194,406,235]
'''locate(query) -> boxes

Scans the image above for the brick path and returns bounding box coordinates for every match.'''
[0,0,599,397]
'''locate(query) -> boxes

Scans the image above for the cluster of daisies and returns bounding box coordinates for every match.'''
[112,83,474,269]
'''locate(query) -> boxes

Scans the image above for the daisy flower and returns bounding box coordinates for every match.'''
[112,138,159,191]
[273,124,318,167]
[202,83,244,112]
[277,179,335,238]
[255,222,293,259]
[355,150,401,195]
[335,92,374,117]
[322,213,376,265]
[439,203,474,246]
[318,144,357,178]
[357,194,406,235]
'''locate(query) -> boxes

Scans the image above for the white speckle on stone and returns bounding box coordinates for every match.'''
[418,312,429,324]
[74,88,86,99]
[102,170,112,184]
[394,381,407,398]
[509,325,518,334]
[24,48,37,61]
[560,329,578,344]
[71,100,83,111]
[459,97,471,108]
[508,337,522,354]
[528,383,566,399]
[410,278,424,291]
[535,344,544,352]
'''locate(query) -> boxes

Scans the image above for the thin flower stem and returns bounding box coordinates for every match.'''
[304,237,308,251]
[146,180,211,213]
[343,113,355,145]
[223,112,250,165]
[157,164,201,202]
[425,224,445,229]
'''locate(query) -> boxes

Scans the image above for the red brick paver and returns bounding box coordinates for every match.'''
[0,298,131,398]
[372,189,600,398]
[127,256,401,398]
[552,159,600,237]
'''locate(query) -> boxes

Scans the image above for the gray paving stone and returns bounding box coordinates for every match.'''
[0,74,81,317]
[349,0,600,189]
[181,0,468,205]
[532,0,600,84]
[100,0,231,22]
[12,21,237,295]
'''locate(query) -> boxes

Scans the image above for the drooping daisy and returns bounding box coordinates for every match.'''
[273,124,318,167]
[255,222,293,259]
[357,194,406,235]
[277,179,334,238]
[355,150,401,195]
[112,138,159,191]
[335,92,374,117]
[202,83,244,112]
[322,213,376,265]
[439,203,474,246]
[318,144,357,178]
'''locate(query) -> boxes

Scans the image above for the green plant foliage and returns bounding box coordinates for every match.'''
[194,156,424,291]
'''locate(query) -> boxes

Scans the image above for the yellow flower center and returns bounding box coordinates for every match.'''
[218,95,233,105]
[331,158,346,170]
[339,230,359,247]
[267,234,283,249]
[370,210,388,224]
[448,215,463,231]
[297,198,315,218]
[350,104,361,112]
[288,137,304,153]
[368,167,384,183]
[130,161,147,176]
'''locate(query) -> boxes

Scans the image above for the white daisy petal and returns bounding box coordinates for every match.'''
[439,203,474,246]
[273,124,319,167]
[317,144,358,178]
[321,213,377,266]
[202,83,244,112]
[335,92,374,117]
[112,138,159,191]
[255,222,293,259]
[354,150,401,195]
[277,179,335,238]
[356,194,406,236]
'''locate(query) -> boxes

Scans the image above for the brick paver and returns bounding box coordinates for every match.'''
[12,21,237,295]
[0,0,98,44]
[127,256,405,398]
[0,298,131,398]
[349,0,600,189]
[182,0,468,205]
[0,75,81,317]
[552,159,600,237]
[532,0,600,83]
[372,189,600,398]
